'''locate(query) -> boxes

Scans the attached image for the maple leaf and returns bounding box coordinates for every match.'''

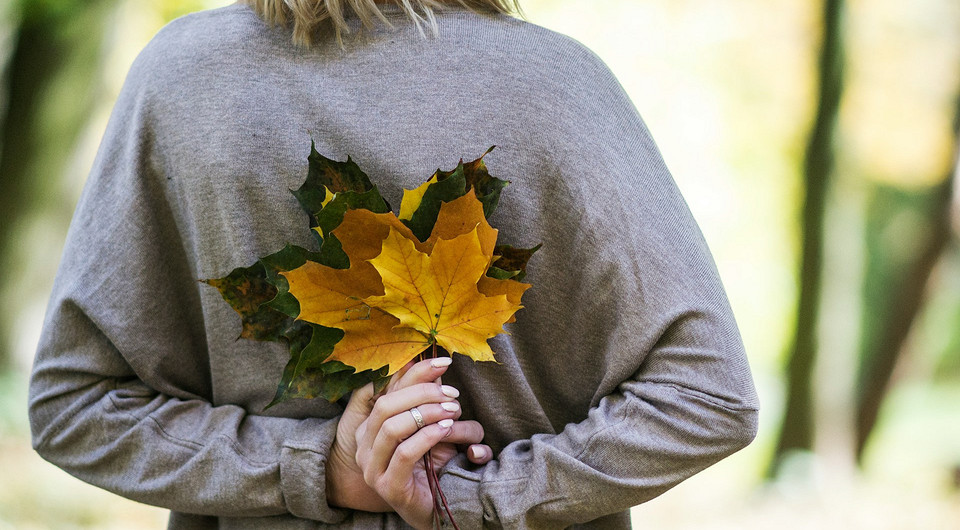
[202,244,321,340]
[399,146,507,241]
[477,276,530,325]
[267,321,391,408]
[202,262,286,342]
[283,190,526,374]
[458,145,508,217]
[366,225,521,363]
[423,191,498,255]
[205,144,534,406]
[292,140,377,221]
[488,243,541,281]
[282,209,432,374]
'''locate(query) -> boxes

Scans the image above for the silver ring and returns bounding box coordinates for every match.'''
[410,407,425,430]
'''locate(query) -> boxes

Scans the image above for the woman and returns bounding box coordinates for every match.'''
[28,0,760,528]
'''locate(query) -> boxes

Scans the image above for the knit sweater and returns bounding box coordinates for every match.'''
[28,3,760,528]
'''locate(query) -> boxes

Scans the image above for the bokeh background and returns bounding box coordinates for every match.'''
[1,0,959,528]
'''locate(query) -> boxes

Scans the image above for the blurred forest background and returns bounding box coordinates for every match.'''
[1,0,959,528]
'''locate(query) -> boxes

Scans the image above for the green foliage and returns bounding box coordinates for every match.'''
[205,144,396,404]
[490,243,541,282]
[404,165,468,242]
[403,145,508,241]
[857,183,943,374]
[292,141,377,223]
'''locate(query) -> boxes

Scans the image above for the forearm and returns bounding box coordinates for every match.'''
[29,338,348,522]
[437,381,758,529]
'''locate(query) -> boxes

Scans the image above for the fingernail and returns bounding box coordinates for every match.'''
[438,418,454,429]
[441,401,459,412]
[470,446,484,460]
[441,385,460,398]
[431,357,452,368]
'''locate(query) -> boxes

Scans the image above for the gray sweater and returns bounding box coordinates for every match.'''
[28,3,759,529]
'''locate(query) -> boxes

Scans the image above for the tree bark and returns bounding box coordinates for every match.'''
[0,0,116,369]
[768,0,846,478]
[853,98,959,463]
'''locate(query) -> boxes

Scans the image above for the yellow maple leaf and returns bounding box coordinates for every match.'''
[366,225,521,362]
[398,175,437,221]
[335,208,426,260]
[424,191,527,324]
[320,186,335,209]
[423,191,498,255]
[282,211,430,374]
[325,309,430,374]
[477,276,530,324]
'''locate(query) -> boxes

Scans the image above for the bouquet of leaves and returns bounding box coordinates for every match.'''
[204,142,538,527]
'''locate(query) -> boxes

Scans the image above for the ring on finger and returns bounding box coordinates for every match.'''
[410,406,425,430]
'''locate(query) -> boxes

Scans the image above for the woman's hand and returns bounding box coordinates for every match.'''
[355,358,488,529]
[325,357,491,516]
[325,374,391,512]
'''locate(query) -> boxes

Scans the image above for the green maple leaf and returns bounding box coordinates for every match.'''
[267,322,390,408]
[489,243,542,282]
[202,262,287,342]
[261,244,323,317]
[402,146,508,241]
[292,141,374,218]
[459,145,508,218]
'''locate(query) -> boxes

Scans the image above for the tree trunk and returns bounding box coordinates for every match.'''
[0,0,116,369]
[853,96,960,463]
[768,0,846,478]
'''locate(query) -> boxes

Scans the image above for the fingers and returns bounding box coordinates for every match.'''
[393,356,453,391]
[357,381,459,473]
[364,401,464,482]
[467,444,493,465]
[438,419,484,448]
[344,380,377,417]
[365,382,459,443]
[384,419,456,488]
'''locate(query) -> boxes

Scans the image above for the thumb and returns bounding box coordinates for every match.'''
[345,381,377,416]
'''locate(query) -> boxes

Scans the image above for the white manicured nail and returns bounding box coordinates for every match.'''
[470,446,484,460]
[431,357,452,368]
[438,419,454,428]
[441,401,459,412]
[441,385,460,398]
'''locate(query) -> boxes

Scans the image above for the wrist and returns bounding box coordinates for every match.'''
[326,441,391,512]
[324,454,347,508]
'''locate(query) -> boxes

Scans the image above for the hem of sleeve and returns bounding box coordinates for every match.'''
[279,416,351,523]
[437,454,486,530]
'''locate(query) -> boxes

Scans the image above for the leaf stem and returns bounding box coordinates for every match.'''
[419,344,459,530]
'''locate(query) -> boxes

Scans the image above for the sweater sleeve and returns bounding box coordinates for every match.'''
[435,45,760,528]
[27,42,348,524]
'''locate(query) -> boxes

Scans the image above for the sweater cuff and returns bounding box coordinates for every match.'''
[279,416,350,523]
[437,454,488,530]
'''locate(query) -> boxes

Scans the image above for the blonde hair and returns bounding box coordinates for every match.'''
[242,0,525,48]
